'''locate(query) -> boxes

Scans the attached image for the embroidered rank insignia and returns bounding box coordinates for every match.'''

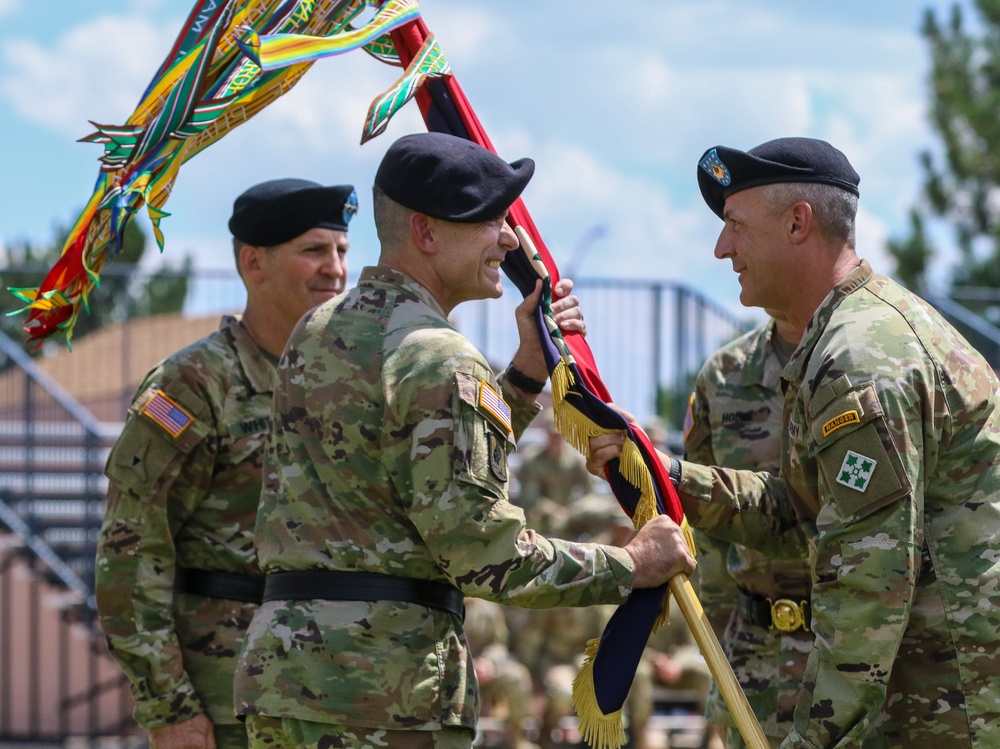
[699,148,731,186]
[822,410,860,438]
[478,380,512,433]
[487,431,508,482]
[836,450,877,493]
[141,390,194,437]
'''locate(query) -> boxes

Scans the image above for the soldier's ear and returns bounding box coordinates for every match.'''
[787,201,813,245]
[410,213,440,256]
[240,243,267,283]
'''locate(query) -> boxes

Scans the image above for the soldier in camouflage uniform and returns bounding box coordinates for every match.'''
[233,132,696,749]
[685,318,812,748]
[589,138,1000,748]
[95,179,357,749]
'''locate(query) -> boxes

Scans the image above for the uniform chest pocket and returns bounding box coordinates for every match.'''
[810,382,911,521]
[454,371,515,497]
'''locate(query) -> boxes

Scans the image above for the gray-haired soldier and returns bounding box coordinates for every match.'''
[589,137,1000,748]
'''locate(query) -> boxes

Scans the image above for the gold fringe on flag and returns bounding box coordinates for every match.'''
[572,638,626,749]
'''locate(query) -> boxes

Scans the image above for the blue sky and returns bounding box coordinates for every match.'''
[0,0,970,323]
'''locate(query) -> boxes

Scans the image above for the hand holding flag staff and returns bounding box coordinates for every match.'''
[14,2,768,747]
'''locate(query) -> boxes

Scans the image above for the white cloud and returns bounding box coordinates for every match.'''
[0,15,180,136]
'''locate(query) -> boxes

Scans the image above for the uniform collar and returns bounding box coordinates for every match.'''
[359,265,450,320]
[221,314,276,394]
[782,259,873,384]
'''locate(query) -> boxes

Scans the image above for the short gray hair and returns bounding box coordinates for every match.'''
[760,182,857,246]
[372,184,413,252]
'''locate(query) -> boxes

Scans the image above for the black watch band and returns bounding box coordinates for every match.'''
[505,364,546,394]
[669,457,682,488]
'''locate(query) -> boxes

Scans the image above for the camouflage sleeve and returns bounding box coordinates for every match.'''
[95,376,215,728]
[682,385,737,637]
[782,380,919,748]
[677,462,809,561]
[395,354,633,608]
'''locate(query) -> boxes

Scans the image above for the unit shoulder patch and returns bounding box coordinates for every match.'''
[835,449,877,493]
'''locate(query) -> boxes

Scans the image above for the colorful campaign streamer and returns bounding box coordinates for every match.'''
[10,0,383,346]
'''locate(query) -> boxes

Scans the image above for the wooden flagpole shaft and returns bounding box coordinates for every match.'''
[669,573,770,749]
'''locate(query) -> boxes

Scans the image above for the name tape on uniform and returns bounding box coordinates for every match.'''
[478,380,512,433]
[141,390,194,437]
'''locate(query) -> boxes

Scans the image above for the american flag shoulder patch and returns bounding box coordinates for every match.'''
[478,380,512,433]
[141,389,194,438]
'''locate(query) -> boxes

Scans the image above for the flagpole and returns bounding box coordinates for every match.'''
[669,574,770,749]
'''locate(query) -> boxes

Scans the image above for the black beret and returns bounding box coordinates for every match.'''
[697,137,860,219]
[229,178,358,245]
[374,132,534,222]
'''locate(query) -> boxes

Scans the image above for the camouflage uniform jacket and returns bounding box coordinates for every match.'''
[678,261,1000,748]
[685,321,812,745]
[96,315,272,728]
[233,266,634,733]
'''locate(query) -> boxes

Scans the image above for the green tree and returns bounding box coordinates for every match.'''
[892,1,1000,305]
[1,217,192,353]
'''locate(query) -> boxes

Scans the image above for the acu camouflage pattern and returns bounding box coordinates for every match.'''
[678,261,1000,748]
[96,315,272,729]
[684,321,812,748]
[234,266,634,734]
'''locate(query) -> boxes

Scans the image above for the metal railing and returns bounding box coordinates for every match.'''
[0,329,136,743]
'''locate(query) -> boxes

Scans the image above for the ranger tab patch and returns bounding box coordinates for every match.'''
[478,380,512,433]
[141,390,194,437]
[822,409,860,438]
[836,450,877,493]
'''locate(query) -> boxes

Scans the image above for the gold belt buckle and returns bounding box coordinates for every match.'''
[768,598,808,632]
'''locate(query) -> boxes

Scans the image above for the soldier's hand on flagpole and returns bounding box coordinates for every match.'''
[509,279,552,386]
[624,514,696,588]
[586,432,627,478]
[550,277,586,335]
[509,278,586,388]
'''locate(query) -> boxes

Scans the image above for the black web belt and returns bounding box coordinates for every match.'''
[263,570,465,619]
[174,567,264,604]
[737,588,811,633]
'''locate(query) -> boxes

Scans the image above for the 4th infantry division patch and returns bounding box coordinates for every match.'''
[836,450,877,493]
